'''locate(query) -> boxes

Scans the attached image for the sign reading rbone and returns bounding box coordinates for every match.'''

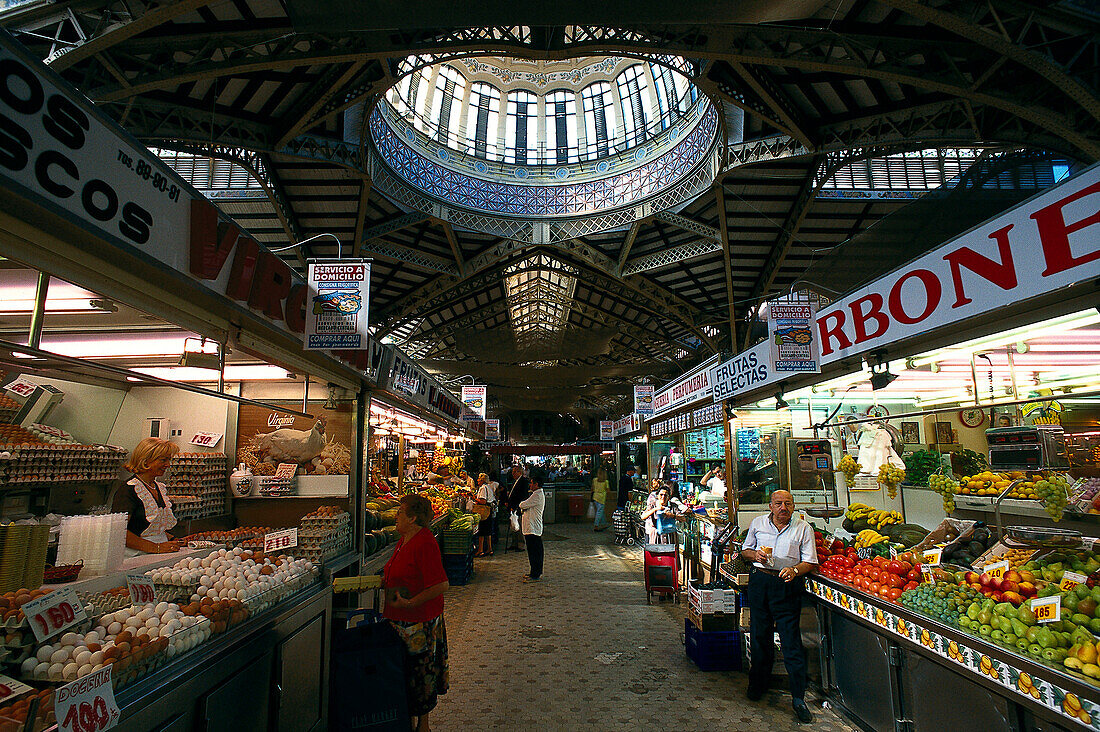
[815,164,1100,364]
[305,260,371,350]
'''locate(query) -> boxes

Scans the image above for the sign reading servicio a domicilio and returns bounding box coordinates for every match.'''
[305,259,371,350]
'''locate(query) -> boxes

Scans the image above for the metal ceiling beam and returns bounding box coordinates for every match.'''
[714,184,737,350]
[741,155,825,349]
[622,239,722,275]
[652,211,721,242]
[724,60,814,150]
[439,221,466,276]
[350,178,372,258]
[615,221,641,276]
[273,60,369,148]
[360,243,457,274]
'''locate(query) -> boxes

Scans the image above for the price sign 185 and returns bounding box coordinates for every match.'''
[1031,595,1061,624]
[22,588,87,643]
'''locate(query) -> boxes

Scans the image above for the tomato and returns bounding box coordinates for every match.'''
[868,569,881,582]
[887,588,903,601]
[887,560,903,575]
[873,556,887,569]
[897,560,912,574]
[906,569,921,582]
[903,581,918,591]
[870,582,881,595]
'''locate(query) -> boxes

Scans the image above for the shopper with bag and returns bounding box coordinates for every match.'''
[641,486,679,544]
[473,473,497,557]
[383,494,450,732]
[518,467,547,582]
[590,466,612,531]
[505,464,530,553]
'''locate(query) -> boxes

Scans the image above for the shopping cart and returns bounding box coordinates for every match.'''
[612,509,632,545]
[644,543,680,604]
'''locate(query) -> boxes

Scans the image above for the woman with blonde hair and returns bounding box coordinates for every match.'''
[591,466,612,531]
[112,437,181,554]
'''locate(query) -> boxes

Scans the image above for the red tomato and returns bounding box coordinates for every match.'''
[869,569,881,582]
[898,560,912,574]
[887,588,903,601]
[870,582,882,594]
[873,556,887,569]
[887,560,903,575]
[903,581,918,591]
[906,569,921,582]
[840,556,854,569]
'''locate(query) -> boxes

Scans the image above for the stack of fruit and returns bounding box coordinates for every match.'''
[878,463,905,499]
[941,525,997,568]
[855,529,889,550]
[960,568,1037,605]
[838,454,861,486]
[957,471,1015,496]
[898,579,981,628]
[842,504,903,531]
[1069,477,1100,514]
[928,472,960,514]
[1035,474,1071,521]
[902,449,942,487]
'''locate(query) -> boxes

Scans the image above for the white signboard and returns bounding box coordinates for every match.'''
[599,421,613,441]
[461,386,486,421]
[188,431,223,448]
[650,355,720,417]
[613,413,642,437]
[768,303,820,373]
[55,665,121,732]
[264,527,298,554]
[816,164,1100,365]
[484,418,501,441]
[305,259,371,350]
[0,674,32,703]
[633,385,654,416]
[22,587,87,642]
[4,378,37,398]
[710,341,773,403]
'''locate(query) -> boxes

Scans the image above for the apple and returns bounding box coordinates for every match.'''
[1004,570,1022,584]
[966,571,981,584]
[992,591,1005,602]
[1001,580,1019,594]
[980,572,994,587]
[1018,582,1037,598]
[971,582,984,592]
[1001,591,1025,605]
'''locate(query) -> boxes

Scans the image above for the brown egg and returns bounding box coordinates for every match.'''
[0,598,10,610]
[116,656,130,671]
[115,642,130,654]
[86,643,101,652]
[211,621,226,633]
[259,566,273,576]
[102,647,118,661]
[116,631,133,644]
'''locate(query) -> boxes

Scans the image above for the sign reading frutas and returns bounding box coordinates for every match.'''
[768,303,820,373]
[460,386,486,424]
[264,527,298,553]
[22,588,87,642]
[710,341,771,403]
[484,419,501,441]
[634,385,654,416]
[305,260,371,350]
[55,665,121,732]
[599,421,613,441]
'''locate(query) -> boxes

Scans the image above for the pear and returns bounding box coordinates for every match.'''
[1083,663,1100,679]
[1078,642,1098,665]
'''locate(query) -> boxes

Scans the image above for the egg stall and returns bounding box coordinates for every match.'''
[711,163,1100,732]
[0,31,385,731]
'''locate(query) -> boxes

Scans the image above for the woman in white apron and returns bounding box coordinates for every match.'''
[113,437,180,555]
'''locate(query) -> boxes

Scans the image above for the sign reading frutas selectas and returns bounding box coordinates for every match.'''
[599,421,613,441]
[710,341,772,403]
[634,385,655,416]
[305,260,371,350]
[484,419,501,441]
[768,303,820,373]
[460,386,486,424]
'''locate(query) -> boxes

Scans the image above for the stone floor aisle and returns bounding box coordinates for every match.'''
[430,523,858,731]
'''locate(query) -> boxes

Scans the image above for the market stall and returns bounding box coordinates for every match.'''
[0,31,379,730]
[485,444,610,523]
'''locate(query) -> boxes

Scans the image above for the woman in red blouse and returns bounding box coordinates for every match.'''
[383,494,450,732]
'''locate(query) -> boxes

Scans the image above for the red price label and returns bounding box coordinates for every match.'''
[264,528,298,553]
[126,574,156,605]
[56,666,120,732]
[5,379,37,398]
[0,674,32,702]
[22,588,87,643]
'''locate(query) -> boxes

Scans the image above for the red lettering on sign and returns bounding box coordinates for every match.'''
[188,200,240,279]
[888,269,941,325]
[226,235,259,301]
[248,251,293,320]
[944,229,1018,308]
[817,309,851,357]
[285,283,307,333]
[849,293,889,344]
[1033,180,1100,277]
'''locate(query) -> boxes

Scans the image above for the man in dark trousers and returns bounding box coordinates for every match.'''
[616,465,637,509]
[740,490,819,724]
[504,464,530,552]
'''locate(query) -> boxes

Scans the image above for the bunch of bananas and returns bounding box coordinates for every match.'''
[838,454,861,485]
[878,463,906,499]
[855,529,889,548]
[847,503,904,529]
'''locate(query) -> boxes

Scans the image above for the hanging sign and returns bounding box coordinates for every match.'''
[710,340,773,403]
[460,386,486,424]
[55,665,121,732]
[634,385,654,416]
[768,303,820,373]
[484,419,501,441]
[305,259,371,350]
[599,421,613,441]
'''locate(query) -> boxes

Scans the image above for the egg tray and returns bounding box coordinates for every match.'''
[79,590,130,617]
[298,523,351,540]
[152,582,201,604]
[1,627,35,649]
[299,515,350,532]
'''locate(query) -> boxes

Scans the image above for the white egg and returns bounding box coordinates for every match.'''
[60,632,81,646]
[226,589,237,600]
[50,648,70,664]
[74,650,92,666]
[34,661,50,679]
[213,580,224,592]
[78,663,94,677]
[20,657,37,674]
[166,646,177,658]
[90,651,104,665]
[84,630,101,644]
[91,663,104,672]
[190,594,201,603]
[136,627,150,638]
[62,662,78,680]
[48,662,64,680]
[163,619,181,634]
[93,626,108,638]
[107,621,123,635]
[154,602,169,615]
[36,645,55,663]
[125,617,143,629]
[145,617,160,628]
[137,608,154,621]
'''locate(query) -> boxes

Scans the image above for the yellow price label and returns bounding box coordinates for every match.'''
[1060,571,1088,593]
[922,547,942,567]
[921,565,936,584]
[1031,596,1061,624]
[983,560,1009,580]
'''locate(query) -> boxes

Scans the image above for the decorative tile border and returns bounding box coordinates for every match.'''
[808,579,1100,730]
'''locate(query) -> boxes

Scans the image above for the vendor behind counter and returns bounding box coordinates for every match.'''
[110,437,181,555]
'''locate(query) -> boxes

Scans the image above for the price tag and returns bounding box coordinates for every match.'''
[0,674,32,703]
[22,588,87,643]
[921,547,943,567]
[1031,595,1062,624]
[4,378,38,398]
[56,665,120,732]
[984,560,1010,580]
[921,564,936,584]
[273,463,298,480]
[264,527,298,553]
[889,545,898,560]
[856,547,874,560]
[126,574,156,605]
[188,431,223,448]
[1060,571,1088,593]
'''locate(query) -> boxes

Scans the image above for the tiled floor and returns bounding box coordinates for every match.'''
[430,523,858,731]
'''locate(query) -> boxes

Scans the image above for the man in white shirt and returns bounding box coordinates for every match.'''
[518,467,546,582]
[699,465,726,500]
[740,490,819,724]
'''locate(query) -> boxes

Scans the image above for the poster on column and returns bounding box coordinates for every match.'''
[485,419,501,441]
[634,385,655,416]
[305,259,371,350]
[599,421,613,441]
[768,303,820,373]
[460,386,486,424]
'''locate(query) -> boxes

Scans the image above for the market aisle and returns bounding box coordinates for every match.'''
[431,524,857,731]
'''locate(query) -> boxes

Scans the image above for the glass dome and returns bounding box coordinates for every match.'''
[361,54,720,238]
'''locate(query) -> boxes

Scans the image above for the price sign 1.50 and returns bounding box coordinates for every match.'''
[21,588,87,643]
[56,666,120,732]
[126,574,156,605]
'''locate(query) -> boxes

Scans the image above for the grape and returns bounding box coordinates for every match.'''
[928,472,959,515]
[878,464,905,499]
[1034,474,1070,522]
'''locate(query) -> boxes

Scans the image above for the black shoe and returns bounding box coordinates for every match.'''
[792,700,813,724]
[746,685,766,702]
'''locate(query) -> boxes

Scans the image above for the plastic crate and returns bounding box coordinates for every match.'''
[443,553,473,571]
[684,618,742,671]
[446,566,473,586]
[440,530,475,555]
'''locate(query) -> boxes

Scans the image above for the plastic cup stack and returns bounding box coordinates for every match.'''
[56,513,128,576]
